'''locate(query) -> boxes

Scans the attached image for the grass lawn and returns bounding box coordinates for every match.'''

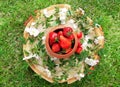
[0,0,120,87]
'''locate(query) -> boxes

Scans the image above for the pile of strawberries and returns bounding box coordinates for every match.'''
[49,27,83,54]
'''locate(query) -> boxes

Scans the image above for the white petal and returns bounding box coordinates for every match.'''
[31,22,36,26]
[79,73,85,78]
[23,54,39,60]
[60,16,66,20]
[59,8,68,13]
[97,36,104,40]
[29,27,40,37]
[25,27,30,32]
[51,57,57,61]
[43,9,50,18]
[42,36,46,40]
[82,41,88,50]
[74,74,81,80]
[85,58,99,66]
[85,35,91,42]
[94,38,99,44]
[73,24,78,29]
[34,54,39,59]
[45,69,51,77]
[69,19,75,24]
[59,8,67,21]
[23,55,33,60]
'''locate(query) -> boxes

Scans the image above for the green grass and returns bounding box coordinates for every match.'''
[0,0,120,87]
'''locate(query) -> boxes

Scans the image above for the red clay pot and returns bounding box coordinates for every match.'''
[45,25,78,59]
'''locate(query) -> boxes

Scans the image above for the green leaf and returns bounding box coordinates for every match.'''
[28,37,36,44]
[20,37,27,44]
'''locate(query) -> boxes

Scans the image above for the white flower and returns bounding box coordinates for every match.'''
[85,35,90,42]
[45,69,51,77]
[94,38,99,44]
[42,36,46,41]
[59,8,68,24]
[97,36,104,40]
[82,41,88,50]
[67,19,78,29]
[85,58,99,66]
[23,54,39,60]
[74,73,85,80]
[59,8,68,13]
[73,24,78,29]
[31,22,36,26]
[94,36,104,44]
[25,27,40,37]
[68,19,75,24]
[43,9,50,18]
[82,35,94,50]
[79,73,85,78]
[51,57,57,61]
[59,13,66,24]
[59,13,66,20]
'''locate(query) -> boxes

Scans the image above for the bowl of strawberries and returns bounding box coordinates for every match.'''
[45,25,83,59]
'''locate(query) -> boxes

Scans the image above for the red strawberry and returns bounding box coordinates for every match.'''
[78,42,82,48]
[63,27,73,37]
[75,47,82,54]
[58,31,63,38]
[77,32,83,39]
[52,43,60,53]
[59,35,71,49]
[68,34,74,41]
[49,32,58,45]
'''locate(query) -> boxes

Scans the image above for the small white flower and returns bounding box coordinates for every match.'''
[67,19,78,29]
[25,27,40,37]
[74,74,80,80]
[59,13,66,23]
[85,58,99,66]
[97,36,104,40]
[68,19,75,24]
[59,13,66,20]
[94,36,104,44]
[43,9,50,18]
[79,73,85,78]
[94,38,99,44]
[51,57,57,61]
[59,8,68,13]
[82,41,92,50]
[59,8,68,24]
[45,69,51,77]
[23,54,39,60]
[42,36,46,41]
[85,35,90,42]
[73,24,78,29]
[74,73,85,80]
[82,35,94,50]
[82,41,88,50]
[31,22,36,26]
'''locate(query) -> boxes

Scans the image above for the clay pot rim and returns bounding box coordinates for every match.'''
[45,25,78,59]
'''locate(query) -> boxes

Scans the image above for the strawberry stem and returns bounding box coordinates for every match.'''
[67,32,72,36]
